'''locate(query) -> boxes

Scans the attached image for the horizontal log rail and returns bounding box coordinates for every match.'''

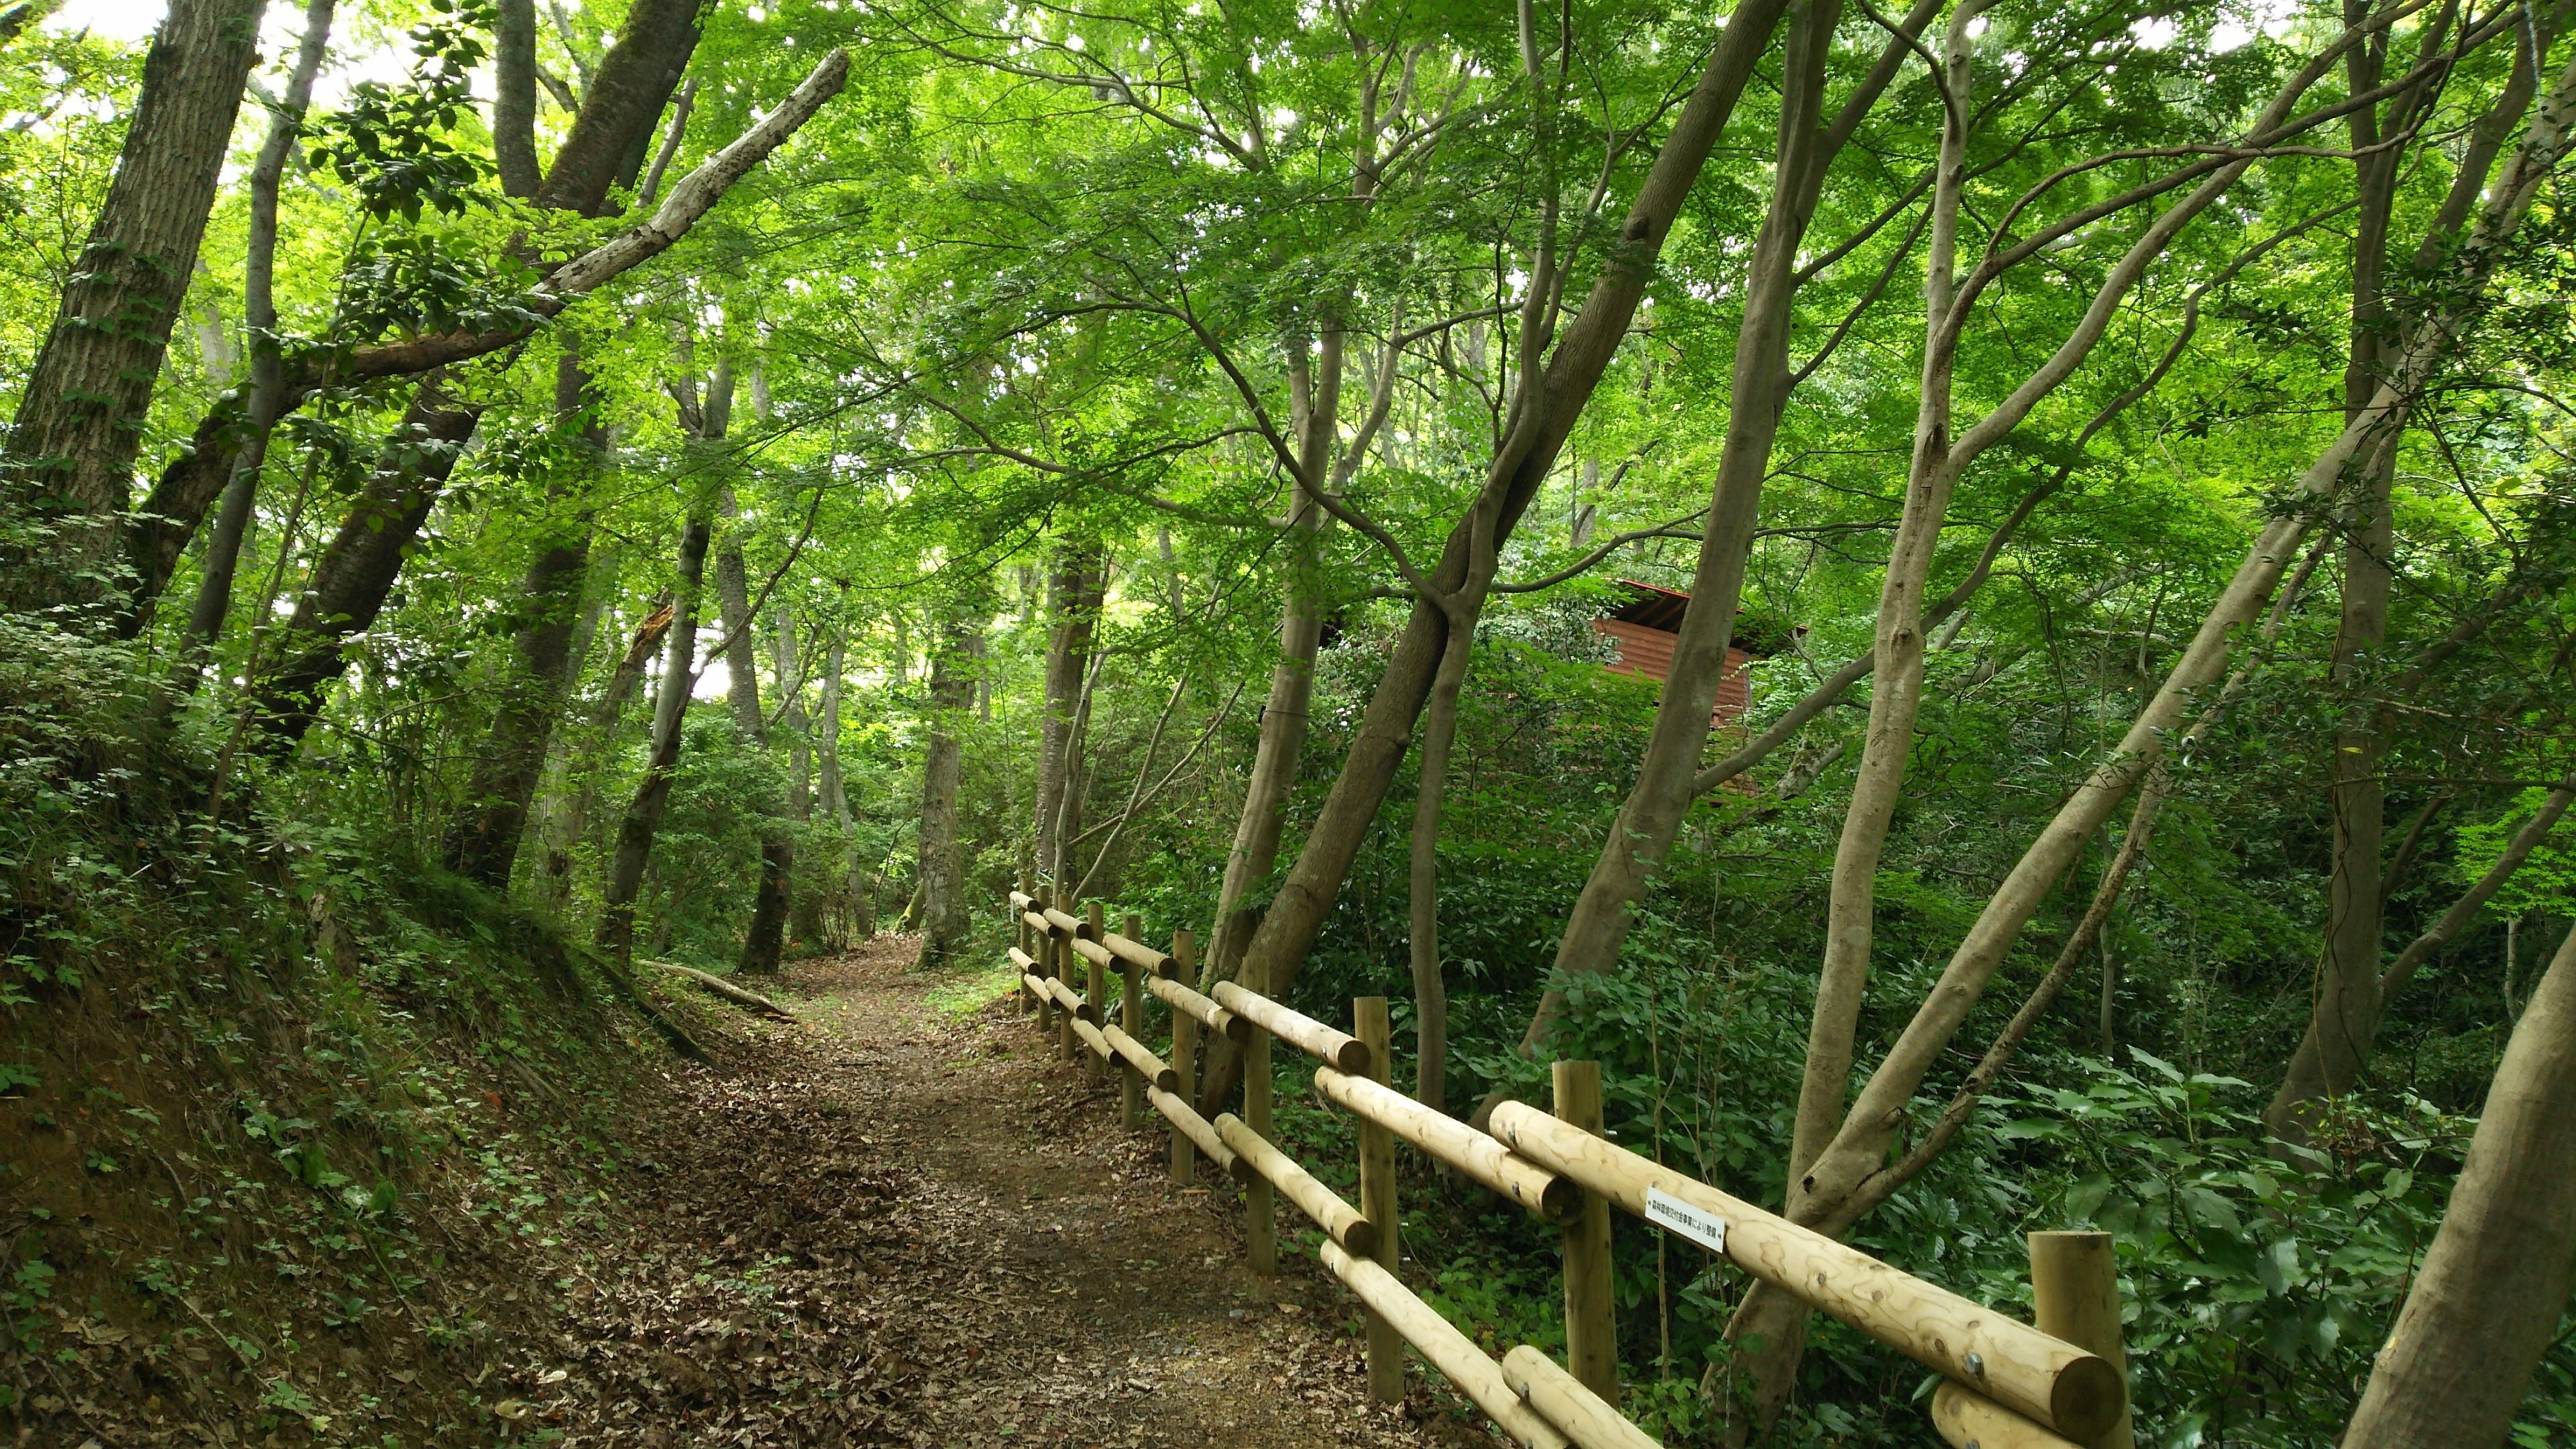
[1322,1241,1570,1449]
[1215,1112,1378,1256]
[1210,981,1371,1072]
[1489,1104,2123,1442]
[1314,1066,1580,1224]
[1102,1021,1179,1092]
[1503,1346,1660,1449]
[998,887,2127,1449]
[1146,972,1248,1042]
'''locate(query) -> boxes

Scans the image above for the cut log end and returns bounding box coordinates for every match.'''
[2049,1355,2127,1444]
[1332,1038,1372,1075]
[1535,1175,1585,1226]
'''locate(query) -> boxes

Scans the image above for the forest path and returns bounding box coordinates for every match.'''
[587,938,1483,1448]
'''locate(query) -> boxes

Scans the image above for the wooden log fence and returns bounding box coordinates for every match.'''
[999,890,2131,1449]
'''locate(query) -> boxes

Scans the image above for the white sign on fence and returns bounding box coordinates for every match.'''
[1644,1186,1727,1256]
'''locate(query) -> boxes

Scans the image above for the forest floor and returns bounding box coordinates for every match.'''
[537,936,1494,1449]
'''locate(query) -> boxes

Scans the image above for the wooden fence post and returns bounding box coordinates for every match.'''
[1244,949,1276,1275]
[1053,892,1077,1063]
[1355,996,1402,1402]
[1169,928,1196,1184]
[1085,902,1110,1085]
[2029,1231,2132,1449]
[1554,1059,1618,1405]
[1120,912,1145,1130]
[1014,875,1035,1014]
[1032,885,1056,1034]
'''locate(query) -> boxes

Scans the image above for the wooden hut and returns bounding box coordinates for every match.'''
[1590,580,1769,726]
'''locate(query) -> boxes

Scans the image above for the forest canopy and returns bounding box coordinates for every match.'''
[4,0,2576,1442]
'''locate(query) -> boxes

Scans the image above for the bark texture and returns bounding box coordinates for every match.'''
[1034,544,1104,885]
[1193,0,1795,1114]
[0,0,268,613]
[170,0,335,672]
[2341,922,2576,1449]
[916,604,982,968]
[596,510,714,966]
[445,352,609,883]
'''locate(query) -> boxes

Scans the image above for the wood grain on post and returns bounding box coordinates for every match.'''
[1070,1012,1115,1063]
[2029,1232,2132,1449]
[1102,1022,1179,1093]
[1213,1112,1379,1257]
[1931,1382,2087,1449]
[1243,951,1276,1275]
[1168,929,1197,1183]
[1147,974,1250,1042]
[1032,887,1056,1034]
[1119,913,1146,1129]
[1316,1069,1580,1224]
[1320,1242,1570,1449]
[1501,1346,1659,1449]
[1354,996,1402,1402]
[1210,981,1371,1072]
[1553,1061,1617,1405]
[1040,975,1097,1025]
[1083,902,1109,1085]
[1100,930,1171,975]
[1489,1103,2123,1442]
[1014,882,1034,1013]
[1148,1083,1237,1178]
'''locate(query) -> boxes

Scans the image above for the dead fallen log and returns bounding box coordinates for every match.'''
[643,959,796,1020]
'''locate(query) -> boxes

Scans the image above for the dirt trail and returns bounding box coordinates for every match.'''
[547,938,1489,1448]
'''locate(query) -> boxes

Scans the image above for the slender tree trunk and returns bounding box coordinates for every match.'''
[492,0,541,199]
[2273,773,2576,1120]
[2294,9,2411,1145]
[1716,46,2576,1433]
[821,626,861,941]
[1193,0,1795,1114]
[1034,544,1104,887]
[1407,605,1483,1116]
[541,591,669,912]
[597,513,713,966]
[0,0,268,614]
[170,0,334,681]
[916,603,981,969]
[1206,495,1329,985]
[1519,0,1927,1057]
[249,380,480,749]
[2341,921,2576,1449]
[1786,0,1970,1222]
[446,350,608,883]
[712,431,793,976]
[782,604,825,947]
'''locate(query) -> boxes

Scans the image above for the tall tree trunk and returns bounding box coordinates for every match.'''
[2273,772,2576,1120]
[170,0,335,682]
[782,603,826,947]
[1205,495,1328,987]
[1718,43,2576,1434]
[249,380,480,749]
[2341,922,2576,1449]
[1194,0,1796,1114]
[492,0,541,199]
[0,0,268,615]
[541,590,669,912]
[597,513,714,966]
[821,625,861,941]
[2295,5,2410,1146]
[916,602,981,968]
[1034,543,1104,888]
[445,351,609,882]
[538,588,664,902]
[710,416,794,977]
